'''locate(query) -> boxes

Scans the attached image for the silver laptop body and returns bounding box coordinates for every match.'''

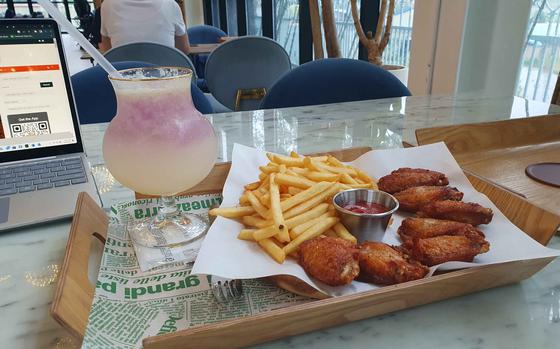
[0,19,100,231]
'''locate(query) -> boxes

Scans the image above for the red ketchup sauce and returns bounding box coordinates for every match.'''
[343,201,389,214]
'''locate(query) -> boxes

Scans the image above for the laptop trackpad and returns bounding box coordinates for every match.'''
[0,198,9,223]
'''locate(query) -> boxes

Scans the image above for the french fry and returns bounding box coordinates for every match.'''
[284,202,329,229]
[270,174,289,242]
[259,172,268,181]
[287,167,308,176]
[253,189,270,208]
[259,164,279,174]
[279,164,287,173]
[304,171,341,182]
[355,168,374,184]
[327,155,346,168]
[242,215,272,228]
[252,225,279,241]
[283,217,339,255]
[280,181,332,212]
[272,154,305,167]
[285,169,305,178]
[339,183,373,190]
[283,183,339,219]
[280,193,292,200]
[287,186,304,195]
[246,190,270,218]
[310,155,329,162]
[275,173,316,189]
[257,177,270,191]
[209,206,255,218]
[239,193,249,205]
[244,181,260,190]
[258,238,286,263]
[333,222,357,244]
[340,172,358,184]
[316,161,357,176]
[303,157,322,172]
[266,153,275,162]
[238,229,256,241]
[290,212,332,236]
[327,204,337,216]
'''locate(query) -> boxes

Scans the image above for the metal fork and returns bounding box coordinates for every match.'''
[210,276,243,303]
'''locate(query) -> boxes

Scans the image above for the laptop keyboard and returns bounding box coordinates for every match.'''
[0,157,87,197]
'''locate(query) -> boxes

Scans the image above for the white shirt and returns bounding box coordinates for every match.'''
[100,0,186,48]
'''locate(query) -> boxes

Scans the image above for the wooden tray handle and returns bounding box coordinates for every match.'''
[50,192,109,339]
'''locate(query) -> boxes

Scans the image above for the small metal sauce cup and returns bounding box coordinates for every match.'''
[333,189,399,243]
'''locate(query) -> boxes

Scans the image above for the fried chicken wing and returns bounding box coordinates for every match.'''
[398,218,486,244]
[393,186,463,212]
[378,168,449,194]
[406,235,490,266]
[358,242,429,285]
[417,200,493,226]
[298,237,360,286]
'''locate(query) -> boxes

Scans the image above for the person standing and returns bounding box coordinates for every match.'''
[99,0,190,55]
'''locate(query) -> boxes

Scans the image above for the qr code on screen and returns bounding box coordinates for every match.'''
[7,112,51,138]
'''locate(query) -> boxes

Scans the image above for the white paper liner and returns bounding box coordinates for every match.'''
[192,143,560,296]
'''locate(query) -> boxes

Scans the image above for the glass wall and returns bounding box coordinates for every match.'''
[271,0,414,65]
[334,0,360,59]
[204,0,414,67]
[1,0,94,25]
[275,0,299,64]
[247,0,262,36]
[383,0,414,67]
[516,0,560,102]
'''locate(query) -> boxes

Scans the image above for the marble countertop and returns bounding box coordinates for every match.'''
[1,94,560,349]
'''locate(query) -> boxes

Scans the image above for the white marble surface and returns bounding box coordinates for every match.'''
[1,94,560,349]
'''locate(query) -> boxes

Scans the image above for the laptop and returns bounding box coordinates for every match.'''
[0,19,100,230]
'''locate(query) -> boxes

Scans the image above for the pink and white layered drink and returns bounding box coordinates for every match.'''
[103,67,217,196]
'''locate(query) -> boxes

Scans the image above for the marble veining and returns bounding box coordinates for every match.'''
[1,94,559,348]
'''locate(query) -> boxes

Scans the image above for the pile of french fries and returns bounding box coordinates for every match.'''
[209,151,377,263]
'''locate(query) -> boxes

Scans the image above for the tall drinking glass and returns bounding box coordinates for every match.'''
[102,67,218,248]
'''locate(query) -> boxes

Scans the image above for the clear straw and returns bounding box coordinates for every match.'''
[36,0,121,78]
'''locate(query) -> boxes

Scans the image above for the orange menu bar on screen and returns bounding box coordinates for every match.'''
[0,64,60,73]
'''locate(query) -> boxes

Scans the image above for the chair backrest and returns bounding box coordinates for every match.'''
[104,42,197,78]
[74,0,91,18]
[205,36,292,111]
[187,25,227,45]
[260,58,411,110]
[71,61,212,124]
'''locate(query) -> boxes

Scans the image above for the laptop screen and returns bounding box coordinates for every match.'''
[0,21,80,156]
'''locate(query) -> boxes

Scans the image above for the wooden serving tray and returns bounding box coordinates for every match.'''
[416,114,560,219]
[51,147,560,348]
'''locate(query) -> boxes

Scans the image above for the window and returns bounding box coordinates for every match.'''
[204,0,415,67]
[1,0,95,25]
[383,0,414,67]
[275,0,299,63]
[335,0,360,59]
[247,0,262,36]
[516,0,560,102]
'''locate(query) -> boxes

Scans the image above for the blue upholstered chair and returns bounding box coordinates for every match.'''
[187,25,227,79]
[187,25,226,92]
[71,61,213,124]
[104,42,197,78]
[205,36,292,111]
[260,58,411,109]
[188,25,227,45]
